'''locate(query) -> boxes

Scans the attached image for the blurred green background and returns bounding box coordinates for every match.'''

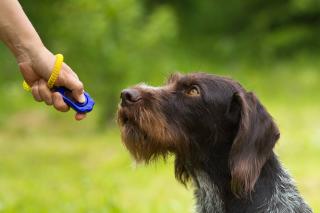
[0,0,320,212]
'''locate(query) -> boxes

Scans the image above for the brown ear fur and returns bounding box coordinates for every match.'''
[229,92,280,198]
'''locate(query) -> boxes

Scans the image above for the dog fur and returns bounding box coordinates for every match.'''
[117,73,312,213]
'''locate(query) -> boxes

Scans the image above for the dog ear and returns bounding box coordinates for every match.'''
[228,92,280,198]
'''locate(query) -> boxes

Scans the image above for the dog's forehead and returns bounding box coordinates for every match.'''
[167,73,237,88]
[167,73,205,85]
[135,73,243,94]
[167,73,183,84]
[135,82,162,91]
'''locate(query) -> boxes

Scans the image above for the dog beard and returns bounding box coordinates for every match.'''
[117,105,178,162]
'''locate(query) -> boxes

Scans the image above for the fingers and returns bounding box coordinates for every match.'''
[38,79,53,105]
[56,64,86,103]
[31,79,70,112]
[31,81,86,119]
[75,113,86,121]
[52,92,70,112]
[31,81,42,102]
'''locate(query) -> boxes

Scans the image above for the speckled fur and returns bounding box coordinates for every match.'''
[192,164,312,213]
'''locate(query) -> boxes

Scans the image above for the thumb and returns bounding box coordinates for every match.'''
[56,64,86,103]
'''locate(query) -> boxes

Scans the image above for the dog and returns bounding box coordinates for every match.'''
[117,72,312,213]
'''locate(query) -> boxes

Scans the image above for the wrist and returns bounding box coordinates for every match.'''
[15,37,44,64]
[0,24,44,64]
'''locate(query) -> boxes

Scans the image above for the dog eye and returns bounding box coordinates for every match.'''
[186,85,200,96]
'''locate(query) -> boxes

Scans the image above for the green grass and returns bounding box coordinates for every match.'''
[0,62,319,212]
[0,110,194,213]
[0,128,193,212]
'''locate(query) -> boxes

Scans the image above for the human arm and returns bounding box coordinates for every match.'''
[0,0,86,120]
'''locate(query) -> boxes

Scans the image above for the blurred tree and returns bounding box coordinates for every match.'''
[1,0,320,123]
[20,0,178,123]
[145,0,320,58]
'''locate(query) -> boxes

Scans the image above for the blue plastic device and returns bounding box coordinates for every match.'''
[54,87,95,113]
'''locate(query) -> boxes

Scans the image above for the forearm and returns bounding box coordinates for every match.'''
[0,0,43,63]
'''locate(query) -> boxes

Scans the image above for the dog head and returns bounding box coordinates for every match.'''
[117,72,279,197]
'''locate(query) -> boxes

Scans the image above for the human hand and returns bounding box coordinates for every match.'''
[19,45,86,120]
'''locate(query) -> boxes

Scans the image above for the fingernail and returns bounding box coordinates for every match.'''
[79,94,86,103]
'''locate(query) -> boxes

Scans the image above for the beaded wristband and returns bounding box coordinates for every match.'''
[22,54,64,91]
[47,54,63,89]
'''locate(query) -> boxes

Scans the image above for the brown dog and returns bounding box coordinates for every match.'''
[117,73,312,213]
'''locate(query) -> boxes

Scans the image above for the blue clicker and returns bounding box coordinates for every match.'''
[54,87,95,113]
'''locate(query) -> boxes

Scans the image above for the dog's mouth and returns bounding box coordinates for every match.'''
[117,106,133,126]
[117,105,149,143]
[119,111,129,125]
[117,106,145,138]
[117,98,182,162]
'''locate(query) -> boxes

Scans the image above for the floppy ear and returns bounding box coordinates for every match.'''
[228,92,280,198]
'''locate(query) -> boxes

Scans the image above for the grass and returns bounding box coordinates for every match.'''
[0,124,193,212]
[0,61,319,212]
[0,108,194,213]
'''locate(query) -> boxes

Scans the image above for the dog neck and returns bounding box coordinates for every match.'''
[175,139,232,213]
[180,153,312,213]
[192,169,225,213]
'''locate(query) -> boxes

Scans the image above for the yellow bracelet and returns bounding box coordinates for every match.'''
[47,54,64,89]
[22,54,64,91]
[22,80,31,92]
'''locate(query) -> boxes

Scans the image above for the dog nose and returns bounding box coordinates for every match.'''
[120,88,141,105]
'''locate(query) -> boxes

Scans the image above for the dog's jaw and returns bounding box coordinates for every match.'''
[117,90,184,163]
